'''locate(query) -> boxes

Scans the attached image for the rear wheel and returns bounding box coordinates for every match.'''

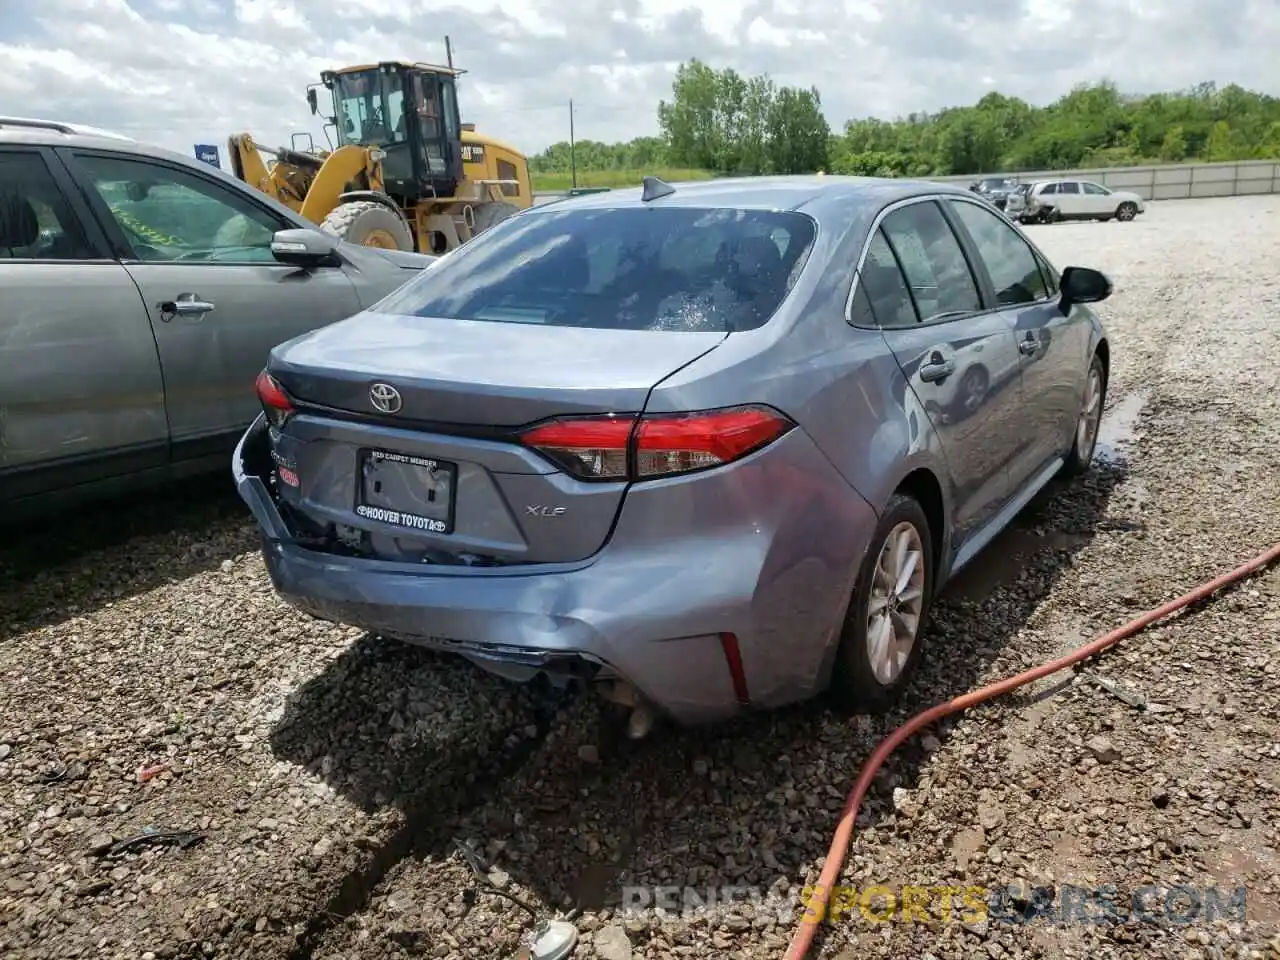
[1115,202,1138,222]
[831,495,934,713]
[320,201,413,251]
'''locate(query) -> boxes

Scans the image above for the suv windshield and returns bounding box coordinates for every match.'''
[372,206,817,333]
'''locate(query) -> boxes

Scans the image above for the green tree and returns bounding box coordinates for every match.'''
[1159,125,1188,161]
[531,74,1280,183]
[766,86,830,174]
[656,59,723,170]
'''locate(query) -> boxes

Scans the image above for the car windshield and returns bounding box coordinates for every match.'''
[371,206,818,333]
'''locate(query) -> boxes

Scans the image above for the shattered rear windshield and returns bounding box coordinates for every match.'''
[371,206,817,332]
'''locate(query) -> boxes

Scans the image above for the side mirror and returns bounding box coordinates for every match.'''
[307,88,319,115]
[1059,266,1112,313]
[271,228,340,268]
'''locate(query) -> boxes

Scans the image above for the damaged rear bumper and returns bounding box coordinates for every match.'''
[232,413,876,725]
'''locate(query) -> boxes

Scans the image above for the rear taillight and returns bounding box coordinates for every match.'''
[519,404,795,482]
[255,369,294,428]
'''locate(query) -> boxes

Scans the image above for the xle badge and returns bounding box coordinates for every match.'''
[526,506,566,518]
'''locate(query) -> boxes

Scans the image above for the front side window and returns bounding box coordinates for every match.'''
[879,201,982,322]
[372,206,817,333]
[0,151,95,261]
[1039,183,1058,196]
[1035,253,1060,295]
[1082,182,1110,196]
[947,200,1048,306]
[76,154,284,263]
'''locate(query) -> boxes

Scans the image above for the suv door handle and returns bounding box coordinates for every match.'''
[158,293,215,321]
[919,353,955,382]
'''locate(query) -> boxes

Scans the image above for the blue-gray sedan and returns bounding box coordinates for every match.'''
[233,175,1113,735]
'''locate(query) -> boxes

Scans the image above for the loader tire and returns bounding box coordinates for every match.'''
[319,201,413,251]
[471,201,519,237]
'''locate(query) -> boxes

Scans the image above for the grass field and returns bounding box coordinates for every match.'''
[530,167,714,192]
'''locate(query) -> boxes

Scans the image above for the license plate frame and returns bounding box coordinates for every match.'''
[355,448,457,536]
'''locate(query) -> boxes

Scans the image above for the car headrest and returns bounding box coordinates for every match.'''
[734,235,783,280]
[0,194,39,249]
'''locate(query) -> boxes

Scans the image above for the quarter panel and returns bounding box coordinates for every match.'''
[598,427,879,708]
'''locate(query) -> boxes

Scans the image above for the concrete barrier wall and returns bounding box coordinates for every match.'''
[925,159,1280,201]
[534,159,1280,202]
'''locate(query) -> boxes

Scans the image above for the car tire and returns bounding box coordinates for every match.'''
[1060,353,1107,477]
[831,494,935,714]
[1115,202,1138,222]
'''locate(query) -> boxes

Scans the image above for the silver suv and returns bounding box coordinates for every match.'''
[0,117,434,522]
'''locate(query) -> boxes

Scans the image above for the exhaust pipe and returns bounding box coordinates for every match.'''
[596,680,656,739]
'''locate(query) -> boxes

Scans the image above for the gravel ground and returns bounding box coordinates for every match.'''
[2,195,1279,960]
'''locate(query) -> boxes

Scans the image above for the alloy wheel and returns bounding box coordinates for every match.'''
[1077,366,1104,461]
[866,522,927,686]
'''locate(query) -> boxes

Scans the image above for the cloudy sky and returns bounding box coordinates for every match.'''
[1,0,1277,168]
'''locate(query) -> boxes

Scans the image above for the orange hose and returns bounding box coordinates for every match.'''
[785,538,1280,960]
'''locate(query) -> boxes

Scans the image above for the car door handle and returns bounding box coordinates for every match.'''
[919,355,955,382]
[1019,336,1040,355]
[158,293,215,321]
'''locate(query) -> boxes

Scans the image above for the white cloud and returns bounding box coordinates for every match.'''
[0,0,1275,169]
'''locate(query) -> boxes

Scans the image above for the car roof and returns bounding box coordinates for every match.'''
[0,115,315,226]
[535,175,977,215]
[0,116,236,176]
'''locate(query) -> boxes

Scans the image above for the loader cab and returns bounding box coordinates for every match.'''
[322,61,464,203]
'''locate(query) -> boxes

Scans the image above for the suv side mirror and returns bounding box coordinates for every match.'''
[271,228,340,269]
[1059,266,1112,313]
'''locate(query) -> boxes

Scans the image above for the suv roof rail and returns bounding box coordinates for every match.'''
[0,116,133,140]
[0,116,77,133]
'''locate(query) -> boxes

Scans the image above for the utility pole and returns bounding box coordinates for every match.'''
[569,99,577,190]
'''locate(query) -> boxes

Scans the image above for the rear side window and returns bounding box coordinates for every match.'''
[0,152,95,261]
[879,201,982,322]
[851,230,918,328]
[372,206,817,332]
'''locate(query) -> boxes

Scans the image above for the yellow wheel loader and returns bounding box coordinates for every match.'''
[228,56,533,254]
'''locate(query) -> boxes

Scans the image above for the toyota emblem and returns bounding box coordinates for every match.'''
[369,382,402,414]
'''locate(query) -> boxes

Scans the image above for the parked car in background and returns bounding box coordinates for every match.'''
[235,175,1115,736]
[1004,182,1035,220]
[968,176,1020,211]
[1018,179,1146,223]
[0,117,435,521]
